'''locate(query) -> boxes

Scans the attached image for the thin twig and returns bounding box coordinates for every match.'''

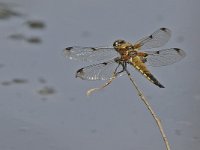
[86,68,171,149]
[126,73,171,150]
[87,73,116,96]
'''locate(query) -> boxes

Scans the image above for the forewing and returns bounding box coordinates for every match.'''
[144,48,186,67]
[64,46,119,62]
[134,28,171,50]
[76,59,125,80]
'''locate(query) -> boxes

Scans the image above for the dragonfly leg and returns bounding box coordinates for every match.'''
[123,65,136,83]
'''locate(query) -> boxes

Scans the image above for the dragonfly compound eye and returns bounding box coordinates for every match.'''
[113,40,125,47]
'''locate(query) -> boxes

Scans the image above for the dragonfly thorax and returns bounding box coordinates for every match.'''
[113,39,136,60]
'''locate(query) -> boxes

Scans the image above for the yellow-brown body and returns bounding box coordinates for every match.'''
[113,39,164,88]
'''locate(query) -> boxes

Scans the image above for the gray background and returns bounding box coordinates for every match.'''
[0,0,200,150]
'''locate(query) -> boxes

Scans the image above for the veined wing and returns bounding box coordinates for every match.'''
[76,59,125,80]
[129,56,164,88]
[134,28,171,50]
[143,48,186,67]
[64,46,119,62]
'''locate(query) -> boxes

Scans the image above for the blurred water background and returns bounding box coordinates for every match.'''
[0,0,200,150]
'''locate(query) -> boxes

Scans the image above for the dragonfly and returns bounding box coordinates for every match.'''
[64,28,186,95]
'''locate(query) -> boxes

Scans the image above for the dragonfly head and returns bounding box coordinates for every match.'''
[113,40,126,49]
[113,39,134,55]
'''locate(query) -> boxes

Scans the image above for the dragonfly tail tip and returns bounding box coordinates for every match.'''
[158,84,165,88]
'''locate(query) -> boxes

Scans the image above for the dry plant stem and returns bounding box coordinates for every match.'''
[86,69,170,150]
[87,75,116,96]
[126,73,171,150]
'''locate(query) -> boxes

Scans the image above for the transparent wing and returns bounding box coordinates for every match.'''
[144,48,186,67]
[134,28,171,50]
[76,59,125,80]
[64,46,119,62]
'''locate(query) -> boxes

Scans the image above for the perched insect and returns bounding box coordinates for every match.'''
[64,28,186,95]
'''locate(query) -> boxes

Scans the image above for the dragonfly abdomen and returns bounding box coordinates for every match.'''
[130,56,164,88]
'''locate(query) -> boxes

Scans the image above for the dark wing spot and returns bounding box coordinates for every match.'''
[76,68,84,78]
[102,62,108,65]
[160,27,167,32]
[76,68,83,73]
[91,48,96,51]
[174,48,181,52]
[174,48,186,57]
[149,35,153,39]
[65,47,73,50]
